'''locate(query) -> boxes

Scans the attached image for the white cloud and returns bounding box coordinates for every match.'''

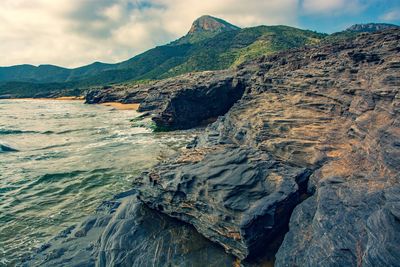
[301,0,366,15]
[0,0,299,68]
[380,9,400,22]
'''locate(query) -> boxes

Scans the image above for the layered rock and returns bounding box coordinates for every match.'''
[146,72,246,130]
[132,29,400,265]
[133,145,311,259]
[86,70,247,130]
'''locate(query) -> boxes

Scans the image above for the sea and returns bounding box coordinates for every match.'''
[0,99,191,266]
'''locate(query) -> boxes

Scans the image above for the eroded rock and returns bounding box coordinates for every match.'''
[85,70,246,130]
[47,29,400,266]
[133,29,400,264]
[133,146,312,259]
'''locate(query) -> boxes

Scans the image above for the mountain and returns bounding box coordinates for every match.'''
[2,19,398,98]
[0,15,241,85]
[0,16,327,98]
[346,22,400,32]
[326,22,400,42]
[175,15,241,44]
[0,62,114,83]
[188,15,240,34]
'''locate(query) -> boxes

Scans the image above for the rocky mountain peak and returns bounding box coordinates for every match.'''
[188,15,240,35]
[346,23,399,32]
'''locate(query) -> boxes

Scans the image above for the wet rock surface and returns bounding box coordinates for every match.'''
[26,193,235,267]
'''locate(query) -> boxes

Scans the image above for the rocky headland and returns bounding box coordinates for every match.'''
[29,29,400,266]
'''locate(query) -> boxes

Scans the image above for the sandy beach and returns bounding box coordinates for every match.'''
[3,98,140,110]
[54,96,85,100]
[100,102,140,110]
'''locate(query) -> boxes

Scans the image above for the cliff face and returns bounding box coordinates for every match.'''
[31,29,400,266]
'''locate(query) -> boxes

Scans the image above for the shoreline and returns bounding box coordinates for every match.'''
[3,96,85,101]
[2,97,140,111]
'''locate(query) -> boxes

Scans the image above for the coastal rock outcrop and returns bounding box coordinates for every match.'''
[132,29,400,265]
[86,71,246,130]
[32,29,399,266]
[85,84,150,104]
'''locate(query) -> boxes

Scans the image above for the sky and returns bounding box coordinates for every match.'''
[1,0,399,68]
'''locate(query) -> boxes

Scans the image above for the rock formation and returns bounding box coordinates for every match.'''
[132,29,400,265]
[32,29,400,266]
[86,71,247,130]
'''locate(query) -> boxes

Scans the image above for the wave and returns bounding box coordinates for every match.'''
[27,168,112,188]
[28,170,87,187]
[0,143,18,153]
[0,128,36,135]
[55,129,87,134]
[42,130,55,134]
[0,128,56,135]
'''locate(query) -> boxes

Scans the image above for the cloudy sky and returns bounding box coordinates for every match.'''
[1,0,399,68]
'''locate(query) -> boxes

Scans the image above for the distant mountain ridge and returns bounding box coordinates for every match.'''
[0,62,114,83]
[324,22,400,43]
[0,18,398,98]
[346,23,399,32]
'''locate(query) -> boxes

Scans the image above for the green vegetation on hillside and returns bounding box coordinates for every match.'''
[0,24,328,98]
[146,26,326,79]
[7,19,398,98]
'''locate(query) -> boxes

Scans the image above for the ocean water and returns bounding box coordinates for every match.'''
[0,99,191,265]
